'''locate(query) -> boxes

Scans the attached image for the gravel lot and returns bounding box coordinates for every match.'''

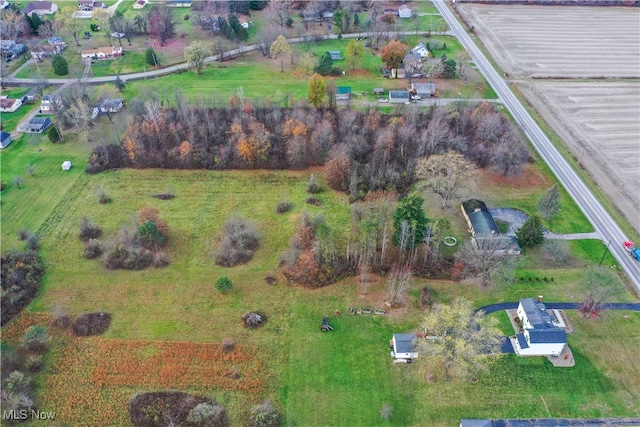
[457,4,640,233]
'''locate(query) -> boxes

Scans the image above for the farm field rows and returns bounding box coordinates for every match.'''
[456,4,640,234]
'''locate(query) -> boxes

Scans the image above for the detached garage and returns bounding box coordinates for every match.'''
[390,333,418,360]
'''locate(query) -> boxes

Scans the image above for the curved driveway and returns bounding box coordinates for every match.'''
[433,0,640,292]
[476,302,640,315]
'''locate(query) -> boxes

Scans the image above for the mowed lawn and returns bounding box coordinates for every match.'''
[2,138,639,424]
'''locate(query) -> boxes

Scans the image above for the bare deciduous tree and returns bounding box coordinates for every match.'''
[386,263,412,307]
[489,128,529,176]
[255,24,280,57]
[416,151,478,208]
[458,236,512,286]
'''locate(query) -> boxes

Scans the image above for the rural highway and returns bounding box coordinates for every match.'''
[433,0,640,291]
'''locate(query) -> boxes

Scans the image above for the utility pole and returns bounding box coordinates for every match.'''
[599,240,612,267]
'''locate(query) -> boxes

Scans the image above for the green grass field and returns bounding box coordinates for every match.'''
[2,118,638,425]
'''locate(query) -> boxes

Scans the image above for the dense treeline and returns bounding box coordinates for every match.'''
[1,251,45,326]
[87,102,531,200]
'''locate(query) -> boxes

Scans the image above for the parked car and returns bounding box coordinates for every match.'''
[410,95,421,101]
[378,98,389,103]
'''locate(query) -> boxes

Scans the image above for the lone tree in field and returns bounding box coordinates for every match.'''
[307,73,326,108]
[416,298,500,381]
[579,266,620,316]
[270,34,291,72]
[51,54,68,76]
[416,152,477,208]
[344,39,364,71]
[515,214,544,248]
[184,40,208,74]
[392,194,430,249]
[380,40,409,77]
[537,184,561,221]
[215,276,233,294]
[315,51,334,76]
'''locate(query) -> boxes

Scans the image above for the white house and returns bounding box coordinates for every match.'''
[0,96,22,113]
[390,333,418,360]
[22,1,58,17]
[513,298,567,357]
[398,4,412,19]
[133,0,146,9]
[80,46,123,60]
[62,161,72,171]
[411,42,430,59]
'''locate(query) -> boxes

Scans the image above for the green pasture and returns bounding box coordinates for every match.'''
[1,114,638,425]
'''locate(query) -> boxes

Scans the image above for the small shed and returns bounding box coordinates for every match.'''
[389,90,410,104]
[328,51,342,60]
[390,333,418,360]
[372,87,384,95]
[0,131,12,149]
[336,86,352,100]
[62,161,72,171]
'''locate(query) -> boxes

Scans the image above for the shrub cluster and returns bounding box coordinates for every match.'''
[71,312,112,336]
[215,217,260,267]
[79,217,102,241]
[129,391,226,427]
[104,244,152,270]
[1,251,45,325]
[242,311,267,329]
[83,238,103,259]
[250,400,282,427]
[276,201,291,214]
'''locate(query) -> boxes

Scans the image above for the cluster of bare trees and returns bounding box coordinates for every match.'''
[87,101,531,200]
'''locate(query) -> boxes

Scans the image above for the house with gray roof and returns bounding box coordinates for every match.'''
[411,82,436,98]
[460,420,494,427]
[22,1,58,17]
[389,90,410,104]
[390,333,418,360]
[21,116,52,133]
[514,298,567,357]
[1,131,12,149]
[461,199,521,255]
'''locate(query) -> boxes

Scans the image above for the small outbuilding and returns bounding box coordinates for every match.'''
[328,51,342,60]
[0,131,12,149]
[335,86,352,100]
[62,160,72,171]
[390,333,418,360]
[372,87,384,95]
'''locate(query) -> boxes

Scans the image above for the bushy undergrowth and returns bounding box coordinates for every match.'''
[129,391,226,427]
[71,312,112,336]
[1,251,45,326]
[215,216,261,267]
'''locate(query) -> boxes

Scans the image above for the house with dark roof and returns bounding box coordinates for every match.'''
[390,333,418,360]
[460,420,494,427]
[389,90,410,104]
[514,298,567,357]
[21,116,52,133]
[461,199,521,255]
[0,131,12,149]
[335,86,352,101]
[22,1,58,17]
[133,0,146,9]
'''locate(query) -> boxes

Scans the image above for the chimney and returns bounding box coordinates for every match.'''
[537,295,543,303]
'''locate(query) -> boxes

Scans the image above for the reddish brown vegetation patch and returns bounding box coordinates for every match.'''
[480,165,549,190]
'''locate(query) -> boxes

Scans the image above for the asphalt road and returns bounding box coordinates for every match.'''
[433,0,640,292]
